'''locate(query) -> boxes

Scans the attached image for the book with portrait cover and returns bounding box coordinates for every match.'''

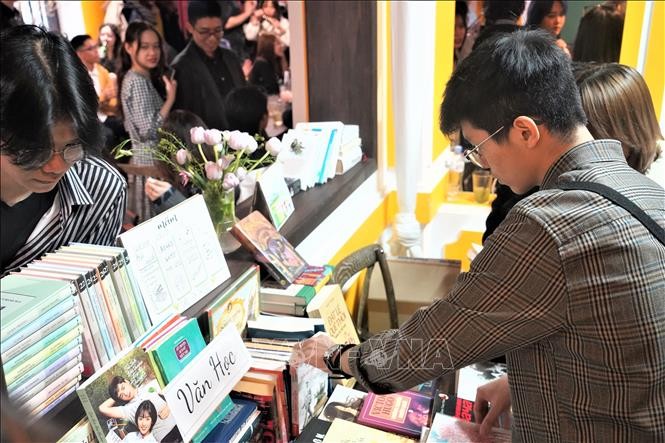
[318,385,366,423]
[76,346,184,443]
[231,211,308,288]
[357,390,432,438]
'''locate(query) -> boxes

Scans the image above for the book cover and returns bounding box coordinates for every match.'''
[1,301,78,362]
[425,412,511,443]
[0,275,74,337]
[290,363,329,436]
[7,345,82,394]
[294,418,332,443]
[12,360,84,406]
[441,395,475,422]
[57,246,147,341]
[231,211,308,288]
[19,265,114,363]
[57,418,98,443]
[232,379,280,443]
[322,418,415,443]
[357,391,432,438]
[249,359,291,441]
[318,385,366,423]
[149,318,207,384]
[229,408,262,443]
[207,265,261,338]
[251,162,295,231]
[292,265,333,292]
[306,284,360,346]
[2,316,82,375]
[77,347,184,443]
[202,398,257,443]
[4,332,82,387]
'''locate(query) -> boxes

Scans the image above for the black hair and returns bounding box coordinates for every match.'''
[484,1,525,24]
[455,1,468,22]
[134,400,157,434]
[225,86,268,135]
[572,4,624,63]
[0,25,102,166]
[99,23,122,72]
[440,29,586,143]
[187,0,222,26]
[70,34,93,51]
[526,1,567,28]
[108,376,128,404]
[119,21,167,108]
[259,0,282,20]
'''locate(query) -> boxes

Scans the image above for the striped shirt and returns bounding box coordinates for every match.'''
[2,156,127,274]
[349,140,665,441]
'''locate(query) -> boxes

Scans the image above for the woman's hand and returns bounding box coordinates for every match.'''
[145,177,173,202]
[162,74,177,106]
[474,374,512,435]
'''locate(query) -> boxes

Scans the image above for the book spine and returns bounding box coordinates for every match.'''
[147,350,167,388]
[76,382,107,443]
[2,316,81,373]
[30,383,78,422]
[230,409,262,443]
[122,250,152,328]
[1,307,77,362]
[98,266,132,350]
[4,328,82,384]
[191,396,235,443]
[81,271,114,360]
[72,279,106,368]
[11,359,83,404]
[22,365,83,411]
[73,295,101,374]
[0,295,75,349]
[106,256,139,341]
[112,254,145,339]
[90,270,123,355]
[7,344,82,393]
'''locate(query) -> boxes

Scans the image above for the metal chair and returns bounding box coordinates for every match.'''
[331,244,398,340]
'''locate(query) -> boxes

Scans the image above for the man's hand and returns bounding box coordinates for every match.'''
[474,374,512,435]
[290,332,337,374]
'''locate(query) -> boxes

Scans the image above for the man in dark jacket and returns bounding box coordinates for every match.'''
[171,1,245,130]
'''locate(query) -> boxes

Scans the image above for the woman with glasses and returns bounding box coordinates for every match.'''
[0,25,127,275]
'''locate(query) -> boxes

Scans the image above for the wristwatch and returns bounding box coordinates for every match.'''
[323,343,355,379]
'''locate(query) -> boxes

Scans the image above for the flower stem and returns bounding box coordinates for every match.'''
[246,151,270,172]
[197,143,208,163]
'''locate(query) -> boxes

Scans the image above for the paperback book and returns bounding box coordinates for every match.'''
[77,347,184,443]
[425,412,511,443]
[322,418,415,443]
[231,211,308,288]
[357,390,432,438]
[318,385,366,423]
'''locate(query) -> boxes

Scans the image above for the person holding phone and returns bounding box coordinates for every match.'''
[119,21,177,166]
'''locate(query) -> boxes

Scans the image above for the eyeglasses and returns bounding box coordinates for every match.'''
[10,143,85,170]
[464,126,504,169]
[194,27,224,38]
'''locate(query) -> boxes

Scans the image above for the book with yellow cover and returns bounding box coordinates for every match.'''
[306,284,359,345]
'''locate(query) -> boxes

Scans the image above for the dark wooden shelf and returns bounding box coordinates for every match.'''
[19,158,377,438]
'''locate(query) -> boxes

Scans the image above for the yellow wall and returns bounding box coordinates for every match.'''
[620,1,664,121]
[81,1,105,39]
[432,1,455,161]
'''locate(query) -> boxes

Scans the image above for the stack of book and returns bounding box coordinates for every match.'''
[231,210,337,316]
[1,276,85,420]
[9,243,151,370]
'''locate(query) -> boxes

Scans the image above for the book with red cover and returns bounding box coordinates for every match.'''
[442,395,475,422]
[231,211,308,288]
[357,390,432,438]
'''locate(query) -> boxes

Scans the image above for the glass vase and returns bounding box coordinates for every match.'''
[203,184,240,253]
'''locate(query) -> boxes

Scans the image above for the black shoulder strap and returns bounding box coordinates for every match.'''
[559,181,665,246]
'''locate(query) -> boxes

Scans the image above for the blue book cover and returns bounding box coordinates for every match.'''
[202,398,257,442]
